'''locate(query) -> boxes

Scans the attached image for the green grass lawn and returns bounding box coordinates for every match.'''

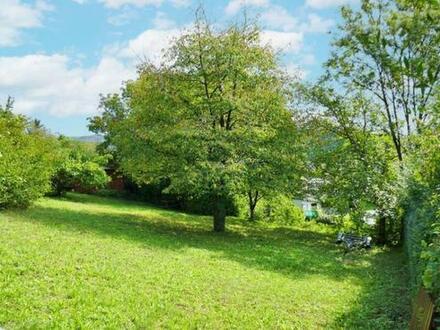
[0,193,410,329]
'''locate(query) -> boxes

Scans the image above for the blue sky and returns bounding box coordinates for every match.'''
[0,0,358,136]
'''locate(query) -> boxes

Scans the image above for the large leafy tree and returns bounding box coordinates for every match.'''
[91,15,301,231]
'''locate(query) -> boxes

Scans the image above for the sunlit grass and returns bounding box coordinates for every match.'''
[0,193,409,329]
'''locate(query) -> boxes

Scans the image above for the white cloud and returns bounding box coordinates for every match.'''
[300,14,334,33]
[0,19,182,118]
[260,5,297,31]
[0,5,314,120]
[0,11,187,118]
[107,7,139,26]
[258,5,334,35]
[0,54,135,117]
[284,63,308,80]
[115,28,180,66]
[260,30,303,54]
[98,0,161,8]
[0,0,53,47]
[225,0,269,15]
[305,0,358,9]
[96,0,190,8]
[152,12,176,30]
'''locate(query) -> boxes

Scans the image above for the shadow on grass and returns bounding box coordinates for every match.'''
[329,250,410,329]
[17,195,378,281]
[57,192,200,220]
[11,194,410,328]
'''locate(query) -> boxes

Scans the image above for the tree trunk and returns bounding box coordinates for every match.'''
[249,204,256,222]
[248,190,259,222]
[213,197,226,232]
[53,181,64,197]
[377,216,387,245]
[399,215,405,246]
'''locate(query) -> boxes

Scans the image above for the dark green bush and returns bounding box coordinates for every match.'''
[123,178,238,216]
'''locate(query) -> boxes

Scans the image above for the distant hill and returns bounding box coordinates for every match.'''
[70,135,104,143]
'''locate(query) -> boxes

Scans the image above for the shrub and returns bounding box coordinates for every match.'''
[51,137,109,196]
[124,177,239,216]
[256,195,304,225]
[334,211,377,237]
[0,102,57,208]
[316,213,337,226]
[182,193,239,216]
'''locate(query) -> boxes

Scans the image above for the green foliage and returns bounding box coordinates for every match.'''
[91,14,301,231]
[315,211,338,226]
[421,223,440,304]
[122,178,239,216]
[326,0,440,160]
[51,137,109,196]
[295,109,401,243]
[404,130,440,304]
[256,195,304,225]
[332,213,373,237]
[411,133,440,302]
[0,193,410,328]
[295,2,439,307]
[404,204,434,292]
[295,0,440,244]
[0,98,57,208]
[181,193,239,216]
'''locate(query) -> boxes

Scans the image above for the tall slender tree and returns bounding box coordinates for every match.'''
[323,0,440,161]
[297,0,440,243]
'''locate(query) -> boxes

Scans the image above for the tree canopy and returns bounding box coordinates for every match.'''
[323,0,440,161]
[90,14,302,231]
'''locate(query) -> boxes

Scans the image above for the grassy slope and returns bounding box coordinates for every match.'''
[0,193,409,329]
